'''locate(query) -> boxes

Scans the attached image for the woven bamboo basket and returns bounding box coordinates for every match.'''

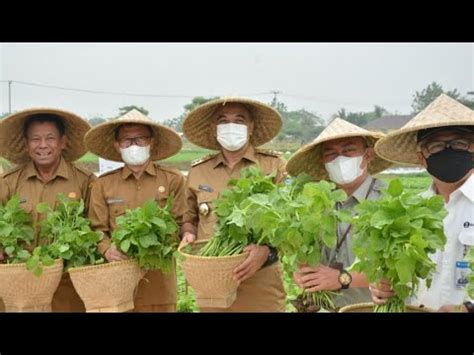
[339,302,433,313]
[69,259,142,312]
[178,241,248,308]
[0,259,63,312]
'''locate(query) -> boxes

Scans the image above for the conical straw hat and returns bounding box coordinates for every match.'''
[85,109,182,162]
[0,107,90,164]
[183,96,282,150]
[375,94,474,165]
[286,117,392,180]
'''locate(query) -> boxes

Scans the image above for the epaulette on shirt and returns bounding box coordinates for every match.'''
[153,162,182,176]
[1,165,23,178]
[255,149,282,158]
[191,153,218,167]
[71,163,95,177]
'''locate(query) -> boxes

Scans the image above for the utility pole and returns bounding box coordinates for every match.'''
[8,80,12,113]
[270,90,280,107]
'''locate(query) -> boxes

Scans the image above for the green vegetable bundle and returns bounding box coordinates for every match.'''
[111,198,178,272]
[0,195,35,264]
[197,165,279,257]
[243,175,349,312]
[37,194,104,272]
[0,195,57,276]
[351,179,447,312]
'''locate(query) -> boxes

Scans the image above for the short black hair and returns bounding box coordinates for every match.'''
[416,125,474,142]
[114,123,154,140]
[23,113,66,138]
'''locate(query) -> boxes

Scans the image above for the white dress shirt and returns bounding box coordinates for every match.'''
[413,174,474,309]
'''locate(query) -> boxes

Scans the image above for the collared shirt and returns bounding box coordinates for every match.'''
[321,175,385,307]
[0,156,95,246]
[183,145,286,240]
[413,174,474,309]
[88,160,187,255]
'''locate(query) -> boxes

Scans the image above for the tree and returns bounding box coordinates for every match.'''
[331,105,390,127]
[88,117,106,126]
[117,105,149,117]
[270,98,325,143]
[459,96,474,110]
[163,96,219,132]
[411,82,460,113]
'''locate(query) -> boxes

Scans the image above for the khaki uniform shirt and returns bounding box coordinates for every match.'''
[0,156,96,246]
[183,145,286,241]
[183,145,287,312]
[88,161,186,307]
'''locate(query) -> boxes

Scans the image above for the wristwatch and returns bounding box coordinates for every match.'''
[463,301,474,313]
[262,246,278,268]
[338,269,352,289]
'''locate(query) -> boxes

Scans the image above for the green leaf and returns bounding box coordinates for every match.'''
[120,239,131,252]
[387,179,403,197]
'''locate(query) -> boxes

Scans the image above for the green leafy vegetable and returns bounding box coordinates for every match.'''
[350,178,447,312]
[111,198,178,272]
[37,194,104,271]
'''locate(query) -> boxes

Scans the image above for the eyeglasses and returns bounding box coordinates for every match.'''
[117,135,152,148]
[420,138,473,156]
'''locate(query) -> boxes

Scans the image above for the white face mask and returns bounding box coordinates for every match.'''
[120,145,151,166]
[324,154,365,185]
[216,123,248,151]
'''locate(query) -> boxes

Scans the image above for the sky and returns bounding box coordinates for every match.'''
[0,43,472,123]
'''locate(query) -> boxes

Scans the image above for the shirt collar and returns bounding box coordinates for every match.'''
[25,156,70,180]
[351,175,375,202]
[212,144,258,169]
[121,160,156,179]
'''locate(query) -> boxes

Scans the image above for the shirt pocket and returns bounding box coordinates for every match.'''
[458,225,474,246]
[108,202,127,219]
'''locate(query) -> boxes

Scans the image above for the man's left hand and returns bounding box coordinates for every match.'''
[233,244,270,282]
[300,264,341,292]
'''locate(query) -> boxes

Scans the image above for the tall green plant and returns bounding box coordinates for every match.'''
[351,179,447,312]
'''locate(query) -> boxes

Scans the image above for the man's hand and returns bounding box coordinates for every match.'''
[369,278,394,305]
[179,232,196,249]
[293,264,341,292]
[233,244,270,282]
[104,245,128,262]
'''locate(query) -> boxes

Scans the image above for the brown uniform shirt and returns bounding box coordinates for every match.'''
[88,161,187,308]
[0,156,96,312]
[0,156,96,246]
[183,145,287,312]
[184,145,286,241]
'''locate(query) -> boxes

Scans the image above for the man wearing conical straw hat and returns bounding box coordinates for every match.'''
[369,93,474,313]
[180,96,287,312]
[85,109,186,312]
[0,108,96,312]
[286,117,392,309]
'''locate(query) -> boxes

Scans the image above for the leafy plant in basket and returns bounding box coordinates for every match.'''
[350,179,447,312]
[111,198,178,272]
[197,165,279,257]
[0,195,56,276]
[36,194,104,271]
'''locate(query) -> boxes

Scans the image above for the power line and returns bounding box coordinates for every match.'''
[2,80,276,100]
[11,80,197,98]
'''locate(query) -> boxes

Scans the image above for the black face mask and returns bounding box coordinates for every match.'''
[426,149,473,183]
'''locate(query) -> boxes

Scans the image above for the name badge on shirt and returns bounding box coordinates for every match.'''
[455,260,470,289]
[107,198,124,205]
